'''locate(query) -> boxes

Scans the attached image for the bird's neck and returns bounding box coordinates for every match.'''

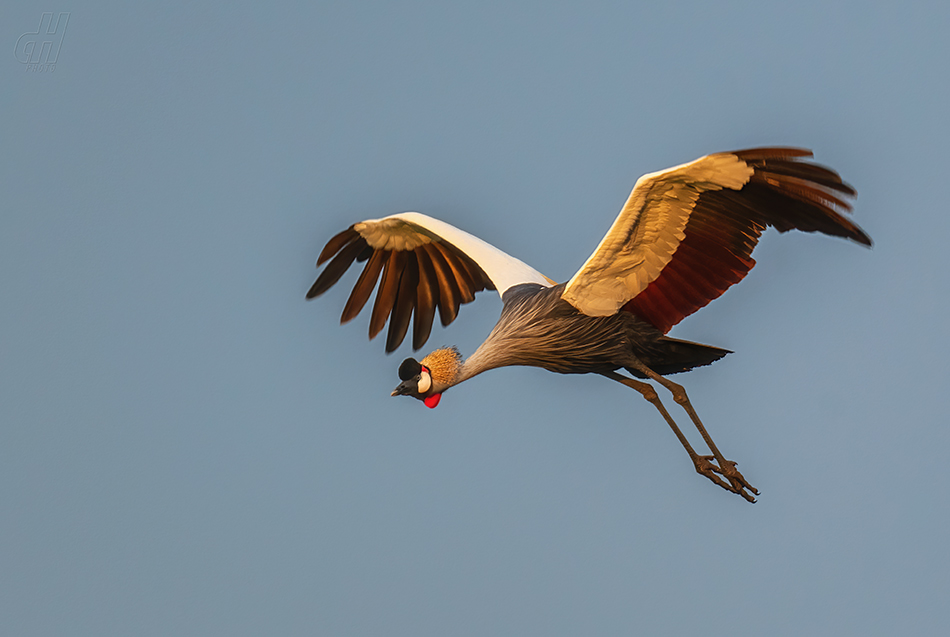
[449,283,559,387]
[450,334,523,387]
[452,348,499,386]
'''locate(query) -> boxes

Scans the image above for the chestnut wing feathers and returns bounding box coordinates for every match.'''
[565,147,870,332]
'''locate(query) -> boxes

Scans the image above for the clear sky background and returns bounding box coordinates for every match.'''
[4,1,949,635]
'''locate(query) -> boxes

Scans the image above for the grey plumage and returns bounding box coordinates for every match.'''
[456,283,729,384]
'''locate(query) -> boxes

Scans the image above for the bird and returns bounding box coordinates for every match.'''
[307,147,871,502]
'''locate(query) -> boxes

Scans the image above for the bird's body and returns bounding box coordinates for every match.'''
[451,282,729,383]
[308,147,871,501]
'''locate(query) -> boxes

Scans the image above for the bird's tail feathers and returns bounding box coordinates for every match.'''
[629,337,731,377]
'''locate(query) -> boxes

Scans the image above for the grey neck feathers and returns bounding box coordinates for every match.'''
[453,283,563,385]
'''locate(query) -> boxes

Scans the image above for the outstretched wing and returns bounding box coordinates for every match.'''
[562,147,871,332]
[308,212,553,352]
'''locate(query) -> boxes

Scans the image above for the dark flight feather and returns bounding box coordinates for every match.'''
[369,251,406,340]
[413,252,438,350]
[422,243,461,326]
[387,254,419,352]
[433,243,476,304]
[341,249,387,324]
[307,238,367,299]
[317,227,359,266]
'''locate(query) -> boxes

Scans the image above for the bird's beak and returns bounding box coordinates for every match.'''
[391,381,412,397]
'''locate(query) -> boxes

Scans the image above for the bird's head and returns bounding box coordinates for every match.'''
[391,357,439,407]
[390,347,462,408]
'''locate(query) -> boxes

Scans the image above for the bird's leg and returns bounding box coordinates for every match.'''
[622,362,758,503]
[600,371,736,495]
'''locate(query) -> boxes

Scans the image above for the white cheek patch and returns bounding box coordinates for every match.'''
[417,371,431,394]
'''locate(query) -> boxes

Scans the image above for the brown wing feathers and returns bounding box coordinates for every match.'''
[736,147,865,241]
[413,252,438,349]
[316,227,360,266]
[341,248,387,324]
[436,243,477,303]
[306,231,367,298]
[369,250,404,341]
[387,253,418,352]
[422,243,461,325]
[308,225,495,352]
[625,148,870,334]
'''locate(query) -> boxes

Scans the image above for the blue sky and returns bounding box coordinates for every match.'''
[4,1,949,635]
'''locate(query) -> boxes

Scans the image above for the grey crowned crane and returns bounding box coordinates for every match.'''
[307,147,871,502]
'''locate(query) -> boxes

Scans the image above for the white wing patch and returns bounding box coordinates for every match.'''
[355,212,553,297]
[562,153,754,316]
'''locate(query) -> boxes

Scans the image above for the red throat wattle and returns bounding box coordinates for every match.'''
[423,393,441,409]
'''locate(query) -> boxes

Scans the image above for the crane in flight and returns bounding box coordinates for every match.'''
[307,147,871,502]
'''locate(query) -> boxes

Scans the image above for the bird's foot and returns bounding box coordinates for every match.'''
[693,456,758,503]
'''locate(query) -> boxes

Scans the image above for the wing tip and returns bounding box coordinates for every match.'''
[316,227,358,266]
[850,227,873,248]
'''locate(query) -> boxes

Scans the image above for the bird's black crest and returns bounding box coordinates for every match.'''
[398,357,421,381]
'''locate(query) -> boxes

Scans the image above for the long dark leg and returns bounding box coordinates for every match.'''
[600,371,747,498]
[621,360,758,502]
